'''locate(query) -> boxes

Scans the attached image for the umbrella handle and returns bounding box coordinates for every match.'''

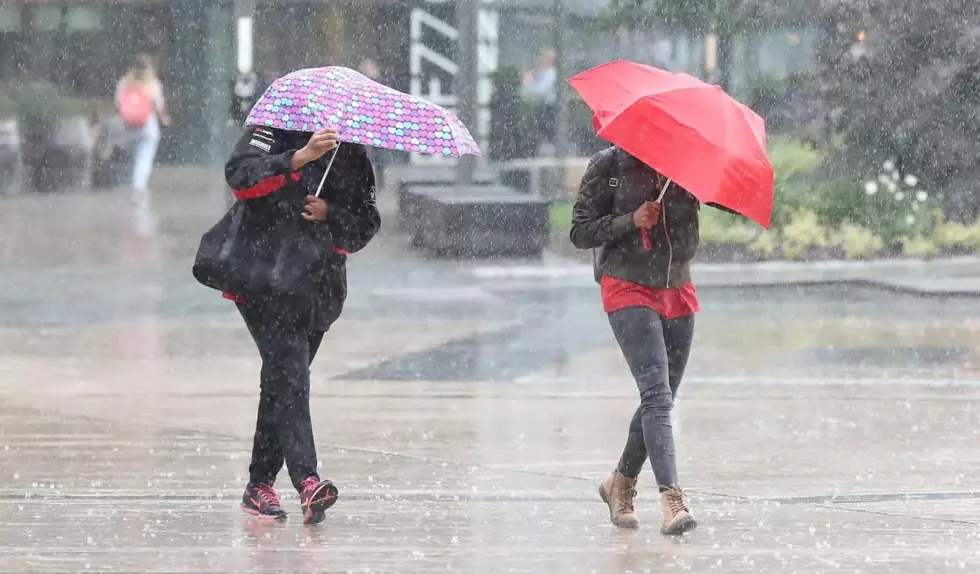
[654,177,671,203]
[641,228,653,252]
[314,143,342,198]
[643,177,670,252]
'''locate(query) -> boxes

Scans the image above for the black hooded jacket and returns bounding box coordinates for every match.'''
[224,125,381,330]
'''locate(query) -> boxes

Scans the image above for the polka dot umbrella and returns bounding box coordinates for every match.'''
[245,66,482,159]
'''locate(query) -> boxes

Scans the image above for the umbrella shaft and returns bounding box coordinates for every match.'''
[315,144,341,198]
[655,178,671,203]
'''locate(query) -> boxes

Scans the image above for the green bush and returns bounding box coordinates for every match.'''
[835,224,884,259]
[700,205,760,245]
[901,235,940,259]
[813,175,864,228]
[932,216,980,252]
[696,141,980,258]
[750,231,780,258]
[768,138,825,229]
[780,209,830,259]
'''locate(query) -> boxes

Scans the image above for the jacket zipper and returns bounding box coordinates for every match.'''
[654,174,673,288]
[662,202,672,288]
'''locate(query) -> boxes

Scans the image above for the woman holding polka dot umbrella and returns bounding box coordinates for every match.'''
[245,66,482,197]
[219,67,480,525]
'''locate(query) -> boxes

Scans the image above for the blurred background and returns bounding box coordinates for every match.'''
[1,0,977,261]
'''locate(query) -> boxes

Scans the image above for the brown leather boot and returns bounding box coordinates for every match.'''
[598,471,639,529]
[659,487,697,535]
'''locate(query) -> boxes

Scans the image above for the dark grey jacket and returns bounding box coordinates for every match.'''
[570,147,700,289]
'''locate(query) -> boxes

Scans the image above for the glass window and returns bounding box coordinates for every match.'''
[67,6,102,31]
[32,6,62,31]
[0,6,21,33]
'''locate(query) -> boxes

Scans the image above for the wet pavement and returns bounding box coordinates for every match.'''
[1,175,979,572]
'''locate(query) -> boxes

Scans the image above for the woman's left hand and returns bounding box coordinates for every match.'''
[302,195,329,222]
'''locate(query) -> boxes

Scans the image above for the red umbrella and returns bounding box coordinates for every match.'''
[568,60,775,229]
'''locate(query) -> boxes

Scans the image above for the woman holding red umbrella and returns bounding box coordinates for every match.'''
[568,61,774,535]
[570,149,700,535]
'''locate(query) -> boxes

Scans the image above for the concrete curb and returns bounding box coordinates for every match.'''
[473,255,980,297]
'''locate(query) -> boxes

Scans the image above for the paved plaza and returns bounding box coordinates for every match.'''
[1,173,979,572]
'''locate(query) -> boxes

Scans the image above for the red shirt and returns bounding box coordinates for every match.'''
[600,275,700,319]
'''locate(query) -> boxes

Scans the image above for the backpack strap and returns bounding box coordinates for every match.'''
[588,146,619,284]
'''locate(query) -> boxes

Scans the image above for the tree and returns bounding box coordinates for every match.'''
[815,0,980,220]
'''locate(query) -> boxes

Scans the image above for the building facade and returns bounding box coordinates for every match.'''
[1,0,237,163]
[0,0,816,164]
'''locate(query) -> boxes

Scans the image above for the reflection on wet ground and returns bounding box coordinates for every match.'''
[7,271,980,384]
[2,182,979,572]
[5,185,980,384]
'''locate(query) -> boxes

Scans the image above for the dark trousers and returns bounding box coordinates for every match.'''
[238,301,324,491]
[608,307,695,489]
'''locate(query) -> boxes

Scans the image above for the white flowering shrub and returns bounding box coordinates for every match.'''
[854,159,938,245]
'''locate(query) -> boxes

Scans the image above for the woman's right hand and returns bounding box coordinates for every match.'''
[292,128,339,170]
[632,201,662,228]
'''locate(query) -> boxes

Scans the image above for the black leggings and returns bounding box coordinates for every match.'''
[608,307,694,488]
[238,301,324,491]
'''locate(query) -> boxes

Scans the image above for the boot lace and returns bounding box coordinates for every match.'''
[618,479,637,514]
[665,488,689,515]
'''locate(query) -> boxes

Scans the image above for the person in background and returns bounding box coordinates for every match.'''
[231,70,265,125]
[358,58,380,81]
[224,124,381,524]
[114,53,170,204]
[570,146,700,535]
[230,64,279,125]
[522,49,558,148]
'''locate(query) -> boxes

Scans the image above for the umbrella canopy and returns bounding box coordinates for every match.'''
[569,61,774,228]
[246,66,481,158]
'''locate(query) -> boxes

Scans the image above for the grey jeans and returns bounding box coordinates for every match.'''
[608,307,695,489]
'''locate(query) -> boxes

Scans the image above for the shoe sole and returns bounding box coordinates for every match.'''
[302,482,340,525]
[660,515,698,536]
[597,484,639,530]
[241,504,287,520]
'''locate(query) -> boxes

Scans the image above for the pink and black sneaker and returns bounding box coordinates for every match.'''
[299,476,339,524]
[241,483,286,519]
